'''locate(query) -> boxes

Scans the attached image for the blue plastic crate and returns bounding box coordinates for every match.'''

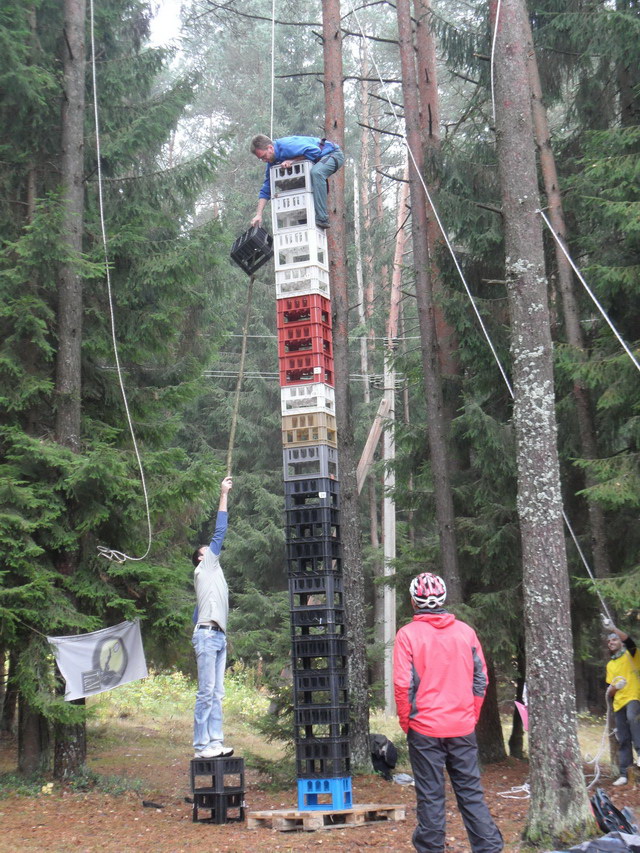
[297,776,353,811]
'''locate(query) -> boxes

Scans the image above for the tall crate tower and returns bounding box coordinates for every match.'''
[270,161,352,811]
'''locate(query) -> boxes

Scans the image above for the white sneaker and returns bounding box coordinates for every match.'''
[613,776,628,786]
[194,746,218,759]
[636,755,640,768]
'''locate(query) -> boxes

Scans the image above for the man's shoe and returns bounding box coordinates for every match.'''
[636,755,640,768]
[217,745,234,757]
[194,746,218,759]
[316,220,330,230]
[613,775,628,786]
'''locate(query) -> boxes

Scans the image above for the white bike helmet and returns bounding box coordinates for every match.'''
[410,572,447,609]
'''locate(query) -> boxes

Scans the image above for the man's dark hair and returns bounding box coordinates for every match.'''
[250,134,273,154]
[192,546,205,568]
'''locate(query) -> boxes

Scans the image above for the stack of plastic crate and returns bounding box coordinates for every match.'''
[271,161,352,812]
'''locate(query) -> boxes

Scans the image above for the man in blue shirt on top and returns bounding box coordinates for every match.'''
[250,134,345,230]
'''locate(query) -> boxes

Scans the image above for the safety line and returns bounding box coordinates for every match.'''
[270,0,276,139]
[89,0,152,564]
[489,0,502,127]
[538,209,640,375]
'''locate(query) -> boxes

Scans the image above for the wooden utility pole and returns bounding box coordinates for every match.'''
[490,0,596,842]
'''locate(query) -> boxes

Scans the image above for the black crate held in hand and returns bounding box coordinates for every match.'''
[230,226,274,275]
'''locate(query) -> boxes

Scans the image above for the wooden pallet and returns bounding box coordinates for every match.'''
[247,803,406,832]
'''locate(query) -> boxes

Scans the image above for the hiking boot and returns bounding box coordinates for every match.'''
[316,220,330,230]
[613,775,628,786]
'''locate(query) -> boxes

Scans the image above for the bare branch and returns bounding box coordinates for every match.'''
[357,121,405,138]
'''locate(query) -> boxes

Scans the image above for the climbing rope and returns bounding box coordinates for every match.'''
[226,274,255,476]
[89,0,152,564]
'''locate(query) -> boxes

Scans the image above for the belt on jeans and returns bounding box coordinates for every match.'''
[196,623,223,632]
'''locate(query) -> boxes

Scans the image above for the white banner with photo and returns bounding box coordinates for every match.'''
[47,619,148,701]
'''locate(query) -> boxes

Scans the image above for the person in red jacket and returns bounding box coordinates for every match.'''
[393,572,503,853]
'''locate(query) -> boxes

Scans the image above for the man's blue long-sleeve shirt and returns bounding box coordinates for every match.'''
[258,136,339,200]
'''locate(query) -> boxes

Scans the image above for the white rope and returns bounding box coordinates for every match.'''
[497,782,530,799]
[538,209,640,375]
[583,692,617,789]
[89,0,152,563]
[270,0,276,139]
[490,0,502,128]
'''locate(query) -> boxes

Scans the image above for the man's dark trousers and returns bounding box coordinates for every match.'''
[408,729,503,853]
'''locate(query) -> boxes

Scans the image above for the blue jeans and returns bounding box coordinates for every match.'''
[310,148,345,224]
[614,699,640,774]
[192,627,227,751]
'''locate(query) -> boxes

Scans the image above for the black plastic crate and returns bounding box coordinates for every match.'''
[294,704,350,727]
[294,670,347,692]
[285,506,340,528]
[295,736,350,761]
[289,573,343,597]
[293,671,348,707]
[289,574,343,610]
[286,537,342,561]
[286,518,340,543]
[284,477,340,509]
[291,635,348,660]
[296,754,351,779]
[190,756,245,794]
[291,622,345,639]
[287,554,342,575]
[230,226,273,275]
[290,606,345,629]
[192,790,245,823]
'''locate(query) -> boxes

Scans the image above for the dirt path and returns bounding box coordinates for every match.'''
[1,720,638,852]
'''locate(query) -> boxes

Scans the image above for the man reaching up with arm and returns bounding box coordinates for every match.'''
[191,475,234,759]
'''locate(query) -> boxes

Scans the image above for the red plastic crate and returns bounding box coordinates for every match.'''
[278,326,332,358]
[279,352,333,387]
[276,294,332,329]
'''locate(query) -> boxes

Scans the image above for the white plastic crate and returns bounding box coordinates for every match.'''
[275,265,330,299]
[273,192,316,231]
[270,160,312,197]
[281,383,335,416]
[275,227,327,271]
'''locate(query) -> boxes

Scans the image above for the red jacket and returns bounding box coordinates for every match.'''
[393,611,488,737]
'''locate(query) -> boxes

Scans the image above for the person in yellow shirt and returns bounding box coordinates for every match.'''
[604,618,640,786]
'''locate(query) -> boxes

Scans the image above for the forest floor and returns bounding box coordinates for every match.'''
[0,677,638,853]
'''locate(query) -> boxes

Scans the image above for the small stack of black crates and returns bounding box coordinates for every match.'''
[271,160,352,812]
[190,755,245,823]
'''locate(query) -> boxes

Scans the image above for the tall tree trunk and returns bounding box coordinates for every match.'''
[52,0,87,780]
[1,649,18,734]
[322,0,369,768]
[523,6,610,583]
[476,657,507,764]
[490,0,595,842]
[56,0,86,450]
[396,0,461,602]
[18,699,50,776]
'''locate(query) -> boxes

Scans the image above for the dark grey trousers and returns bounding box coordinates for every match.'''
[614,699,640,774]
[407,728,503,853]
